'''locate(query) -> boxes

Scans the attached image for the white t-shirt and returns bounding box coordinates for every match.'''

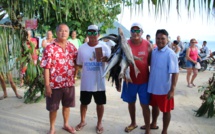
[76,42,111,92]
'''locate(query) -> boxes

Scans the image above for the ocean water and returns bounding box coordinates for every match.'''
[184,40,215,52]
[151,39,215,52]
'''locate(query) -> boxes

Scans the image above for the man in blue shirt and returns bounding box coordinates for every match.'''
[148,29,179,134]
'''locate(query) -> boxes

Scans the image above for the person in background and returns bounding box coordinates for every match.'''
[68,30,82,49]
[40,24,77,134]
[199,41,209,58]
[186,38,201,88]
[84,36,89,43]
[147,29,179,134]
[146,34,153,44]
[75,24,111,134]
[68,30,82,79]
[42,31,55,49]
[20,30,38,87]
[0,72,22,100]
[177,36,184,53]
[171,40,181,58]
[121,22,152,134]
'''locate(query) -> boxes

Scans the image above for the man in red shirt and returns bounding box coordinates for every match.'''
[121,22,152,134]
[41,24,77,134]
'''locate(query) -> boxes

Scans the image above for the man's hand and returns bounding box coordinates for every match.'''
[167,90,174,100]
[101,56,108,62]
[45,85,52,98]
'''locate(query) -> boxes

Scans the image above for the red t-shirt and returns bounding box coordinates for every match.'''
[128,39,149,84]
[27,38,38,60]
[40,41,78,89]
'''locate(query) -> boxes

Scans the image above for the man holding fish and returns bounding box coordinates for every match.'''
[121,22,152,134]
[75,24,111,134]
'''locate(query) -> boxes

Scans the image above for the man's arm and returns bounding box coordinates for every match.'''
[168,73,179,99]
[148,43,153,65]
[44,68,52,97]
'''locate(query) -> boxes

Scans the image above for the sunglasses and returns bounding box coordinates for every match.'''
[131,29,141,33]
[87,31,98,36]
[191,42,197,43]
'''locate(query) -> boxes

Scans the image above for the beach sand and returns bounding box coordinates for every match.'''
[0,70,215,134]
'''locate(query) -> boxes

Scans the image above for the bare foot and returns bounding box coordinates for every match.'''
[0,95,8,100]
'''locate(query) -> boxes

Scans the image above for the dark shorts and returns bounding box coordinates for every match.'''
[186,60,195,68]
[46,86,75,112]
[121,82,150,105]
[80,91,106,105]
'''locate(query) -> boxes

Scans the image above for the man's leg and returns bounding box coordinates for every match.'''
[141,104,150,134]
[62,107,76,133]
[162,112,171,134]
[0,73,7,100]
[151,106,159,127]
[96,104,104,132]
[75,104,88,131]
[49,111,57,134]
[7,73,22,99]
[128,102,137,127]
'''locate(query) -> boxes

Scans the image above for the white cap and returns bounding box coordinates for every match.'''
[131,22,143,29]
[87,24,99,31]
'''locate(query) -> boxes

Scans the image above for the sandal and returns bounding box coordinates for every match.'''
[62,126,76,134]
[140,125,159,129]
[75,123,87,131]
[124,125,138,133]
[191,83,196,87]
[96,126,104,134]
[187,84,193,88]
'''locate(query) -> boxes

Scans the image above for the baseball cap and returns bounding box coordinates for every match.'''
[131,22,143,29]
[87,24,99,31]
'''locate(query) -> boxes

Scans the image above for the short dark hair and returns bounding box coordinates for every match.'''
[156,29,169,37]
[203,41,207,43]
[173,40,179,45]
[70,30,77,35]
[146,34,150,38]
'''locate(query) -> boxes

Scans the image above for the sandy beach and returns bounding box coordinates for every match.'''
[0,70,215,134]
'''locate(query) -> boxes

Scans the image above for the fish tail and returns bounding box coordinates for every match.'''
[134,65,140,78]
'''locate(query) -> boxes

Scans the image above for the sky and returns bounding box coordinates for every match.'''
[117,1,215,42]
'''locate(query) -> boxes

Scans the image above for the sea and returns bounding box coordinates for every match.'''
[151,40,215,52]
[183,40,215,52]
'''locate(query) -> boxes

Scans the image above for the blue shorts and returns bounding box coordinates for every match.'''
[186,60,195,68]
[121,82,150,105]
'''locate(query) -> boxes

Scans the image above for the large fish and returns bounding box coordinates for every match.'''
[118,54,129,79]
[102,48,122,77]
[118,28,140,78]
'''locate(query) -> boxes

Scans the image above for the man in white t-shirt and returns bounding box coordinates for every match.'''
[75,24,111,134]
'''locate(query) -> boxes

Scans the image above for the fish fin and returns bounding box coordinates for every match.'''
[134,65,140,78]
[118,28,123,36]
[133,56,142,61]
